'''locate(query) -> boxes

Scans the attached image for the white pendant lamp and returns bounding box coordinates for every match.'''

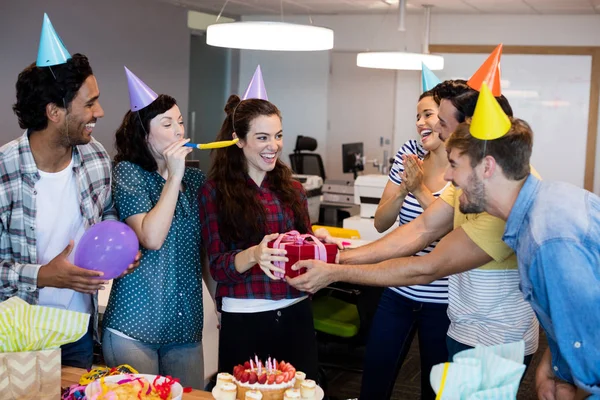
[207,21,334,51]
[357,4,443,70]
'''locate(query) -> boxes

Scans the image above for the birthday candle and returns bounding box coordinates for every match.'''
[255,355,259,371]
[274,358,278,370]
[258,361,262,375]
[250,359,255,371]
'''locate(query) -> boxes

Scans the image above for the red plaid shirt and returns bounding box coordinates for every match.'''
[199,177,311,310]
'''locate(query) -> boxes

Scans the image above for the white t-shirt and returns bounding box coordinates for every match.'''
[36,157,92,315]
[222,296,308,313]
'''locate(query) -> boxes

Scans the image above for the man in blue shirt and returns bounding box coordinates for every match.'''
[444,118,599,399]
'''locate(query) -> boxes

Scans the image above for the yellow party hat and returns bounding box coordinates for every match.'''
[469,82,511,140]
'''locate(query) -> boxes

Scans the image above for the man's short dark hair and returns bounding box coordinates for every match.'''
[446,119,533,180]
[432,79,471,104]
[433,79,513,122]
[13,53,94,131]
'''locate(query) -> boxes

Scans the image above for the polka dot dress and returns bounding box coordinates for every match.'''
[103,161,205,344]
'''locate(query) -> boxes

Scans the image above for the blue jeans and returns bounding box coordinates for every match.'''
[360,288,450,400]
[61,319,94,369]
[446,336,534,373]
[102,329,204,390]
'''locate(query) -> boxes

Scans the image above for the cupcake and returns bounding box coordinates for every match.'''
[283,388,302,400]
[219,381,237,400]
[217,372,234,388]
[300,379,316,398]
[245,390,263,399]
[294,371,306,389]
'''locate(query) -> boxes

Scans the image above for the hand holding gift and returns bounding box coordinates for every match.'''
[268,231,339,281]
[253,233,287,280]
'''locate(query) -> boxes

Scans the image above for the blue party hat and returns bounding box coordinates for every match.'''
[36,13,71,67]
[421,62,441,92]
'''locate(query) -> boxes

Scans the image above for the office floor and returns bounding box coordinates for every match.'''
[322,328,548,400]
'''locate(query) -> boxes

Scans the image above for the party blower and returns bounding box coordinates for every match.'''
[183,64,269,151]
[183,138,239,150]
[124,66,241,151]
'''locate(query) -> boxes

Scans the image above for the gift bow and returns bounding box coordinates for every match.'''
[271,230,328,278]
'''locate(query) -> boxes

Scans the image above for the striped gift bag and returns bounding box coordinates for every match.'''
[0,297,89,399]
[0,297,89,352]
[430,341,526,400]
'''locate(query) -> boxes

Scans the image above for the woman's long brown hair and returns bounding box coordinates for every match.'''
[209,95,309,245]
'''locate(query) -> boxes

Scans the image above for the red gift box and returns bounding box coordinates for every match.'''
[267,231,338,278]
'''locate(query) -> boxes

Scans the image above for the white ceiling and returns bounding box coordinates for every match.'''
[162,0,600,16]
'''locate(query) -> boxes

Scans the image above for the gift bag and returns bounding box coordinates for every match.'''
[0,348,60,400]
[0,297,89,400]
[430,341,527,400]
[268,230,338,278]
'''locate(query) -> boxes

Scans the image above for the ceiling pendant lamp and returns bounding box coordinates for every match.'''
[357,4,444,70]
[207,21,333,51]
[206,0,333,51]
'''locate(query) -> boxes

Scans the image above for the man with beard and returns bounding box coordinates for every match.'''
[287,79,540,368]
[444,117,597,399]
[0,18,137,369]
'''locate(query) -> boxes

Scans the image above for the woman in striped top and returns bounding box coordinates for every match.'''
[360,90,450,400]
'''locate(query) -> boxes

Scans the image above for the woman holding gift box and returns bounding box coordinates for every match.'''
[198,67,325,381]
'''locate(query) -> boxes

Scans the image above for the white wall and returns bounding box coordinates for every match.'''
[239,13,600,191]
[0,0,190,155]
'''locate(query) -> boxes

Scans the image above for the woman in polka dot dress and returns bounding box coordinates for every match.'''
[199,95,323,381]
[102,94,207,389]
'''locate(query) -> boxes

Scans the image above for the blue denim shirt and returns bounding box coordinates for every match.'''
[503,174,600,396]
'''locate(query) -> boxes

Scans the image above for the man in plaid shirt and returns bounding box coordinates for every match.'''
[0,53,130,369]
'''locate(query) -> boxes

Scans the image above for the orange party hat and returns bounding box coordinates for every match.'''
[467,44,503,96]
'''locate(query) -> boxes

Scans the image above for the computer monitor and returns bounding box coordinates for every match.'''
[342,142,364,179]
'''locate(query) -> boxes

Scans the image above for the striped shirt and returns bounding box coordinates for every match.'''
[388,140,449,304]
[440,184,539,355]
[0,131,117,338]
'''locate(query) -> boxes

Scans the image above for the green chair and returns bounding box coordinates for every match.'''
[312,284,364,375]
[312,295,360,338]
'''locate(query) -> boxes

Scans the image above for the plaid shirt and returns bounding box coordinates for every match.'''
[199,177,310,311]
[0,131,117,329]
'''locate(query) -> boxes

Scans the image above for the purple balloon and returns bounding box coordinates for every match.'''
[74,221,139,280]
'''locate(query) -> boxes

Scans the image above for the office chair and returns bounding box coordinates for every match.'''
[289,135,326,180]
